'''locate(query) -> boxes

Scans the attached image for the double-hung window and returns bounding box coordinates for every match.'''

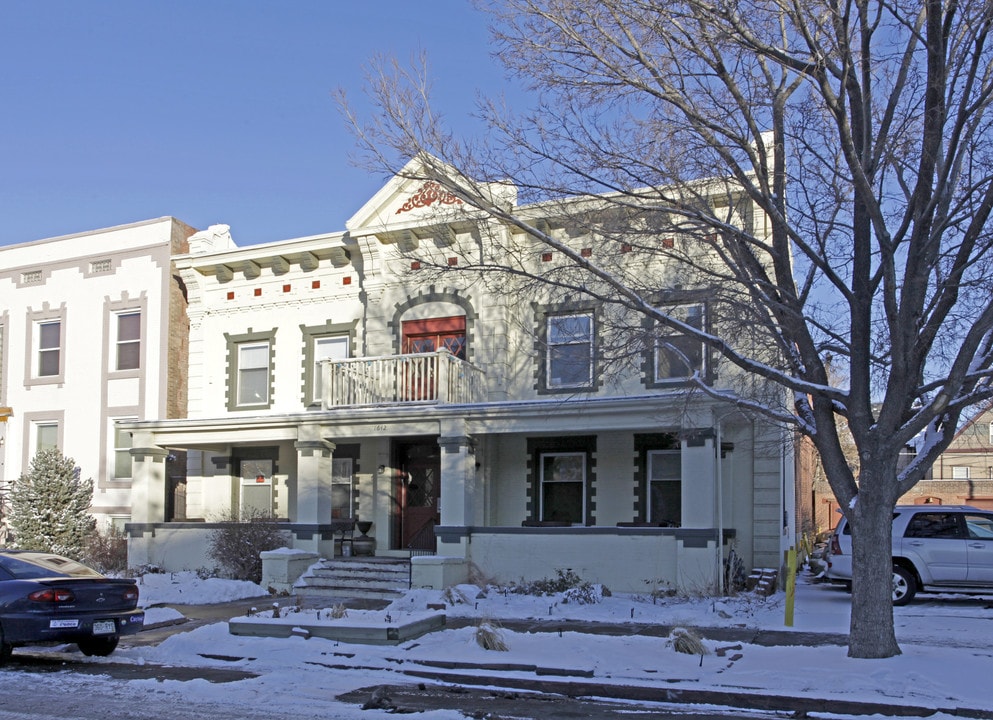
[656,303,705,382]
[331,458,354,519]
[37,321,61,377]
[115,312,141,371]
[35,422,59,453]
[547,313,593,389]
[237,342,270,406]
[540,452,585,523]
[648,449,681,526]
[113,422,135,479]
[313,335,349,400]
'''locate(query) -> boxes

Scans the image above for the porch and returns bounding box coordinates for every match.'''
[413,524,737,594]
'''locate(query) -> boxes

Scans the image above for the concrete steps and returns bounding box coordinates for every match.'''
[295,556,410,603]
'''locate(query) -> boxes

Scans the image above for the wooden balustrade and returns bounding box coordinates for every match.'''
[321,350,485,408]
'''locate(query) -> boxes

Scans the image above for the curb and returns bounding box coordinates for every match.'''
[392,668,993,718]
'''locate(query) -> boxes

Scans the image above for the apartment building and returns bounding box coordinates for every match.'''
[123,164,796,593]
[0,218,194,533]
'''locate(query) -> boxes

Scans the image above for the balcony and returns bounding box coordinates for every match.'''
[321,350,485,408]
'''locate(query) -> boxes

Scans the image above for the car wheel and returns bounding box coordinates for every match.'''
[892,565,917,606]
[77,636,119,657]
[0,625,11,665]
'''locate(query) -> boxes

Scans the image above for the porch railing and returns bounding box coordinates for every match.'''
[321,350,485,408]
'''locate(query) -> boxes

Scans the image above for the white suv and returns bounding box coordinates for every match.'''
[826,505,993,605]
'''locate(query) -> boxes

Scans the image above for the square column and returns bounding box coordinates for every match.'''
[293,437,335,555]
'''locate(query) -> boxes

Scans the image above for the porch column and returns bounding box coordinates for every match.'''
[294,436,335,555]
[436,431,475,559]
[126,433,170,567]
[681,430,717,527]
[678,429,720,592]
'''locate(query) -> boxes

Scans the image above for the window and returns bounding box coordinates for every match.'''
[113,423,134,479]
[547,313,593,388]
[540,452,585,523]
[35,422,58,453]
[904,512,964,539]
[37,321,61,377]
[313,335,349,398]
[331,457,354,519]
[237,342,270,406]
[115,312,141,371]
[656,303,705,382]
[952,466,971,480]
[402,316,467,359]
[648,449,682,526]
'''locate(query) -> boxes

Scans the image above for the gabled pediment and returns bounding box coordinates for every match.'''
[345,155,517,244]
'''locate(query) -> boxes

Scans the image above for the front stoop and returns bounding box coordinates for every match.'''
[294,556,411,603]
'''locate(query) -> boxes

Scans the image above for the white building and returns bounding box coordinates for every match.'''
[124,166,796,593]
[0,218,194,534]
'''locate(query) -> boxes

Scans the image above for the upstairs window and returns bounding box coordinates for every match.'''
[313,335,349,399]
[655,303,706,382]
[237,342,270,406]
[115,312,141,371]
[547,313,593,389]
[401,316,467,359]
[37,321,61,377]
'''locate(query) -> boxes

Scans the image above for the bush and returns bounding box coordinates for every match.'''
[502,568,611,604]
[84,526,129,575]
[207,509,287,583]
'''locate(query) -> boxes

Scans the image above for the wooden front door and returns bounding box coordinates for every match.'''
[394,439,440,551]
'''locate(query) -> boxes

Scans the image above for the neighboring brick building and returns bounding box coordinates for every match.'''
[899,403,993,510]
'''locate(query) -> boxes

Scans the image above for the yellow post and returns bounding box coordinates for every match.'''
[784,546,797,627]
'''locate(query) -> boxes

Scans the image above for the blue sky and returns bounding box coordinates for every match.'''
[0,2,517,247]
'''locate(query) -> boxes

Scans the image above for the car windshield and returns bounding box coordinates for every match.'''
[0,552,103,580]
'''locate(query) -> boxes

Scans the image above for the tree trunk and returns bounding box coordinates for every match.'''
[847,470,901,658]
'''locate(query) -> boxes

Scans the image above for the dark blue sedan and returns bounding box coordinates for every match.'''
[0,550,144,662]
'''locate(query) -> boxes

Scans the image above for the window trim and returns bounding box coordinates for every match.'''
[653,302,707,385]
[300,320,357,407]
[25,306,66,386]
[225,329,276,411]
[534,303,600,394]
[526,436,596,525]
[113,310,142,373]
[112,419,136,480]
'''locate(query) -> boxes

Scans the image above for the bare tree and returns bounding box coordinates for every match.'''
[340,0,993,658]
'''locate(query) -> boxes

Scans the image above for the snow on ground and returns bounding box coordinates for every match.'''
[122,568,993,716]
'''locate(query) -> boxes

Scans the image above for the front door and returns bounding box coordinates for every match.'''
[394,439,440,551]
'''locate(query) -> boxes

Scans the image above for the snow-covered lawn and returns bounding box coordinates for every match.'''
[122,568,993,715]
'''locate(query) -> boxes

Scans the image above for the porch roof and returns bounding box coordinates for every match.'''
[118,392,745,448]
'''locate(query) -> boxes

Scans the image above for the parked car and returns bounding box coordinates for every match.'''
[806,530,833,576]
[0,550,144,663]
[825,505,993,605]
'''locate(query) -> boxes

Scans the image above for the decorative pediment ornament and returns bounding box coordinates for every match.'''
[395,182,463,214]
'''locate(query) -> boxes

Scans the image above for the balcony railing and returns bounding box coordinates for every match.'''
[321,350,485,408]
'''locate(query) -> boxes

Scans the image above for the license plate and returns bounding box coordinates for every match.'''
[92,620,116,635]
[49,619,79,629]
